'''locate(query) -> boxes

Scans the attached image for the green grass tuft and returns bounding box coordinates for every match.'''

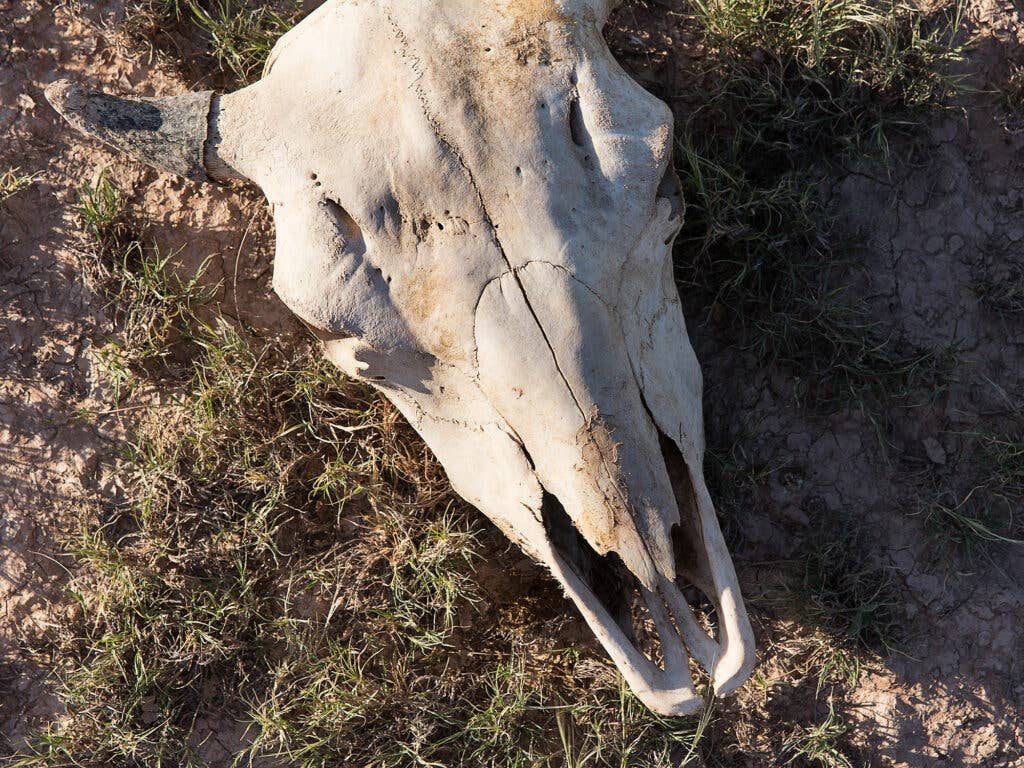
[798,515,900,652]
[675,134,955,407]
[1003,62,1024,115]
[76,176,213,402]
[690,0,966,157]
[782,698,854,768]
[186,0,301,84]
[972,260,1024,317]
[923,413,1024,552]
[672,0,965,409]
[75,172,129,254]
[674,0,964,408]
[122,0,303,85]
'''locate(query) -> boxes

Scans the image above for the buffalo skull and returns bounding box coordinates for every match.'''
[47,0,755,715]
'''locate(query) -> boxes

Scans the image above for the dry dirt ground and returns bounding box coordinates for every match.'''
[2,0,1024,766]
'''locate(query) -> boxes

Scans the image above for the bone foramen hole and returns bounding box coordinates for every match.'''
[568,94,587,148]
[656,156,684,225]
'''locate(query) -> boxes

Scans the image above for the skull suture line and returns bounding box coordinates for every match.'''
[47,0,756,715]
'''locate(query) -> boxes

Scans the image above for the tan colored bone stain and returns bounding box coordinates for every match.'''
[573,410,626,552]
[501,0,575,66]
[401,256,464,363]
[493,0,572,25]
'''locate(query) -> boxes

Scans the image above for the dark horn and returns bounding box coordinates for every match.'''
[43,80,242,183]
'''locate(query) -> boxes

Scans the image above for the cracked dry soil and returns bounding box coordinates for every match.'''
[3,0,1024,765]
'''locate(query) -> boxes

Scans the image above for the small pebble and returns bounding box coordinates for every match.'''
[923,436,947,465]
[977,212,995,235]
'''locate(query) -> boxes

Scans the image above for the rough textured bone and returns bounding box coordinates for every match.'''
[46,0,756,715]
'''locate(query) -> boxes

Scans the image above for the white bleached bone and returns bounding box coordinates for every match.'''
[46,0,756,715]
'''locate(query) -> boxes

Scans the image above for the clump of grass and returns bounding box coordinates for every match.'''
[123,0,302,85]
[75,172,130,256]
[922,415,1024,552]
[798,515,900,651]
[119,0,189,55]
[773,628,864,694]
[1003,62,1024,115]
[923,490,1024,551]
[19,311,486,766]
[761,621,865,694]
[691,0,965,160]
[673,0,964,407]
[100,244,212,388]
[243,638,707,767]
[972,261,1024,317]
[75,176,212,400]
[977,425,1024,498]
[675,135,955,406]
[782,699,854,768]
[732,512,894,751]
[186,0,301,84]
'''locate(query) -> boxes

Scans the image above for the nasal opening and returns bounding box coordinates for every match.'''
[541,492,681,669]
[541,491,635,639]
[660,431,717,610]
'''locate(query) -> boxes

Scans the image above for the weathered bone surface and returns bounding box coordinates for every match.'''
[46,0,755,715]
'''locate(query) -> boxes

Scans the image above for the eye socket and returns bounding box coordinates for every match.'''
[656,158,684,223]
[324,198,366,255]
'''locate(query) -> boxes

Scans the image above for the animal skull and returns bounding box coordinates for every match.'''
[47,0,755,715]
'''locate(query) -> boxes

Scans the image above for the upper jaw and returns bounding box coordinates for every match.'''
[539,506,754,716]
[540,490,756,716]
